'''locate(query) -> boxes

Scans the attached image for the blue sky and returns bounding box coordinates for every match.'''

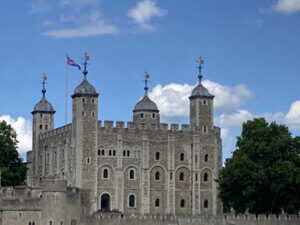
[1,0,300,161]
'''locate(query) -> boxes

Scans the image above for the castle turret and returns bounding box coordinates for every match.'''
[31,74,55,186]
[71,55,98,213]
[133,73,160,127]
[189,59,214,130]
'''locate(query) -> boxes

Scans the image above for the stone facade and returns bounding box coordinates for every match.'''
[0,68,227,224]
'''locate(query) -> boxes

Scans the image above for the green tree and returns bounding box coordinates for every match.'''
[0,120,27,186]
[217,118,300,214]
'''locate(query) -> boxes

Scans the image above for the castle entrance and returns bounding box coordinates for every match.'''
[101,194,110,212]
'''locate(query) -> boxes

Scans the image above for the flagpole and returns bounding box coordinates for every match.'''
[65,56,68,125]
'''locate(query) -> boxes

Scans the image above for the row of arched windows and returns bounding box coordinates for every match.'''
[98,149,116,156]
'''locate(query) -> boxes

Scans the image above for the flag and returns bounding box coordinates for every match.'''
[67,56,81,70]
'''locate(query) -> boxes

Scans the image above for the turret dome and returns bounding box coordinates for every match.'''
[189,74,214,99]
[134,95,159,112]
[72,70,99,98]
[32,88,55,114]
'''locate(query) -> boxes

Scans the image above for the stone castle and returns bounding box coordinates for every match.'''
[1,62,297,225]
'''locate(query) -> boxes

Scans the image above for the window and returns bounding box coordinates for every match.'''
[86,157,90,165]
[152,113,155,119]
[47,153,50,163]
[39,124,42,129]
[45,124,48,130]
[195,155,198,163]
[92,112,95,117]
[113,150,116,156]
[103,169,108,179]
[155,199,160,207]
[102,150,105,156]
[204,154,208,162]
[129,169,135,180]
[179,172,184,181]
[127,150,130,157]
[203,100,206,105]
[129,195,135,207]
[155,171,160,181]
[170,172,172,180]
[109,150,112,156]
[50,221,52,225]
[180,153,184,161]
[140,113,144,118]
[29,223,31,225]
[92,99,95,103]
[204,173,208,182]
[155,152,160,160]
[40,114,43,118]
[123,150,126,156]
[98,150,101,156]
[54,151,57,162]
[32,223,35,225]
[180,199,185,208]
[204,200,208,208]
[62,149,64,160]
[195,174,198,181]
[82,98,85,103]
[203,126,208,134]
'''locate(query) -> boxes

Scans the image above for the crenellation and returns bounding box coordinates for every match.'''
[116,121,125,128]
[159,123,168,130]
[170,124,179,131]
[127,121,136,129]
[181,124,190,131]
[104,120,114,128]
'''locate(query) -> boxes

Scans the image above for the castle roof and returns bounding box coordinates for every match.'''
[189,74,214,99]
[72,70,99,98]
[133,95,159,112]
[32,89,55,114]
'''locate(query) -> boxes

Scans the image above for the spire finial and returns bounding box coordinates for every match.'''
[196,57,204,83]
[41,73,47,97]
[82,53,90,80]
[143,71,150,95]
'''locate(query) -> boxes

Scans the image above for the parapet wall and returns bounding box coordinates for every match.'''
[97,120,221,133]
[39,123,72,140]
[84,214,299,225]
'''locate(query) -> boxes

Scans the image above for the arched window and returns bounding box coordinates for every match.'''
[140,113,144,118]
[45,124,48,130]
[152,113,156,119]
[82,98,85,103]
[29,223,31,225]
[204,173,208,182]
[155,171,160,181]
[155,199,160,207]
[204,200,208,208]
[109,150,112,156]
[180,199,185,208]
[155,152,160,160]
[179,172,184,181]
[102,150,105,156]
[127,150,130,157]
[170,172,172,180]
[98,150,101,156]
[180,153,184,161]
[92,99,95,103]
[129,195,135,207]
[123,150,126,156]
[203,126,207,133]
[129,169,135,180]
[103,169,108,179]
[204,154,208,162]
[113,150,116,156]
[195,174,198,181]
[32,223,35,225]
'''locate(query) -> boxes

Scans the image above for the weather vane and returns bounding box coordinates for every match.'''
[143,71,150,95]
[196,57,204,82]
[81,53,90,78]
[41,73,47,96]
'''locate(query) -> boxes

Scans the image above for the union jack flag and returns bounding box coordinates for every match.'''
[66,56,81,70]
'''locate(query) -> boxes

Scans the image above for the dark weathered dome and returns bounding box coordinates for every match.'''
[134,95,159,112]
[190,83,214,98]
[72,70,98,98]
[32,88,55,114]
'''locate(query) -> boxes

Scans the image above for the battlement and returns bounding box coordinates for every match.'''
[39,123,72,140]
[41,177,68,192]
[97,120,195,132]
[88,213,299,225]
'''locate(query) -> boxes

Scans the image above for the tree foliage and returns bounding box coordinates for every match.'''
[0,120,27,186]
[217,118,300,214]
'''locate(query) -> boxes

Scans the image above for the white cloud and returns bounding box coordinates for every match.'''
[43,11,119,38]
[148,80,252,123]
[60,0,97,7]
[273,0,300,14]
[285,101,300,128]
[0,115,32,154]
[127,0,167,30]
